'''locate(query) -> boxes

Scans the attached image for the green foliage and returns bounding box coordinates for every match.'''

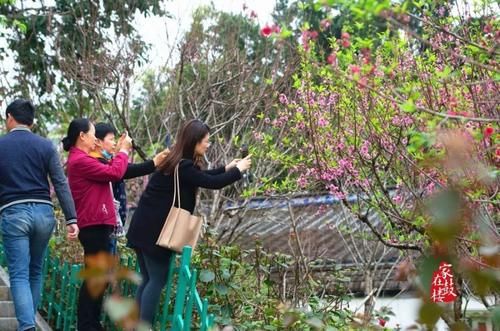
[191,236,351,329]
[492,306,500,329]
[0,0,164,133]
[0,1,25,34]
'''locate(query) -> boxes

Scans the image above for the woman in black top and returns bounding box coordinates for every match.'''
[126,119,251,325]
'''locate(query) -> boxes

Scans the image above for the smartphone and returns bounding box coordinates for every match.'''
[239,144,253,184]
[240,144,249,158]
[164,133,172,148]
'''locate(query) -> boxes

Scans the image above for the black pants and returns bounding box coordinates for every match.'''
[77,225,114,331]
[135,249,173,325]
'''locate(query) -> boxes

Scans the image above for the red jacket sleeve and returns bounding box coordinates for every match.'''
[72,152,129,182]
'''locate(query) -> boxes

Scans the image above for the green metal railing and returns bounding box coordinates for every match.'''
[0,244,214,331]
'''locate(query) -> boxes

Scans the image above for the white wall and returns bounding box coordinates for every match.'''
[346,295,491,330]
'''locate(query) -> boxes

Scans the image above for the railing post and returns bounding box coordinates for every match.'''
[160,254,177,330]
[171,246,192,330]
[0,245,4,266]
[55,262,70,329]
[183,269,197,331]
[66,264,81,331]
[201,298,209,331]
[40,249,50,307]
[46,256,59,323]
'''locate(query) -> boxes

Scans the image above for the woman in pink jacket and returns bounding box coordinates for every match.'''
[63,118,132,331]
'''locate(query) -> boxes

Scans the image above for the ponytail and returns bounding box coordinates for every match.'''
[62,118,91,152]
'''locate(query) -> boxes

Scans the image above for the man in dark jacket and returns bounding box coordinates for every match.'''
[0,99,79,331]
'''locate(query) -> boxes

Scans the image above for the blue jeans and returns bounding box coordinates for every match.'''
[109,236,117,255]
[0,203,55,331]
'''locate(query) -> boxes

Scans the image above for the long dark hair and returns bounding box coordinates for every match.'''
[158,119,210,174]
[62,118,91,152]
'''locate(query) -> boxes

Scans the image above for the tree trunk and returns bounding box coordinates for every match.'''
[364,269,375,321]
[453,274,463,322]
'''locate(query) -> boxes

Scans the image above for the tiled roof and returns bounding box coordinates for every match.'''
[210,195,411,294]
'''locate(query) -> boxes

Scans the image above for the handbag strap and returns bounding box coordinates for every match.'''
[171,163,181,209]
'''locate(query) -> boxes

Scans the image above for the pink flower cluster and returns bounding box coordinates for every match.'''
[279,93,288,105]
[391,115,414,127]
[340,32,350,48]
[301,30,319,50]
[260,23,280,37]
[327,184,345,200]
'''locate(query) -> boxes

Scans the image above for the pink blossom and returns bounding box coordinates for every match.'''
[339,158,353,171]
[260,25,273,37]
[296,121,306,130]
[317,117,329,127]
[301,30,319,49]
[279,93,288,104]
[253,131,263,141]
[327,93,338,105]
[358,76,368,88]
[320,171,335,181]
[392,115,414,127]
[320,19,331,30]
[380,138,396,153]
[318,96,327,107]
[425,182,436,195]
[301,31,310,49]
[341,39,350,48]
[316,204,328,215]
[483,23,492,34]
[327,53,337,65]
[484,126,494,138]
[360,141,371,159]
[438,6,446,17]
[449,96,457,109]
[402,116,413,126]
[341,32,350,40]
[297,175,308,188]
[392,195,403,204]
[272,119,284,127]
[349,65,361,75]
[309,30,319,39]
[327,184,345,200]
